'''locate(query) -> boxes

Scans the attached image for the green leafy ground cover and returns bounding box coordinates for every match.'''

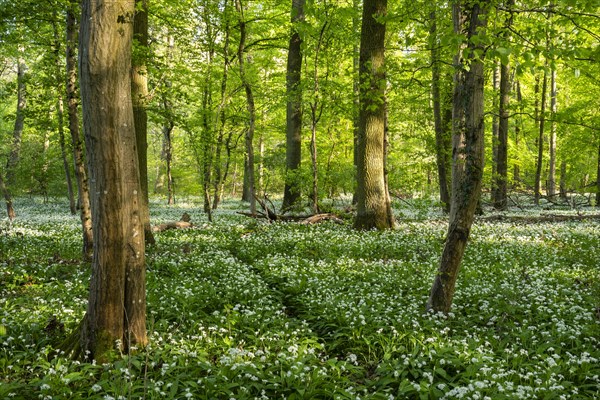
[1,198,599,399]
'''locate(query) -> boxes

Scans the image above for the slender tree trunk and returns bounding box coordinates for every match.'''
[494,59,510,210]
[352,0,360,205]
[490,61,499,203]
[427,0,489,314]
[79,0,147,361]
[0,173,15,220]
[430,7,451,212]
[132,0,155,244]
[548,68,557,198]
[236,0,256,215]
[282,0,305,210]
[559,160,567,201]
[66,1,93,259]
[596,140,600,207]
[52,18,76,214]
[535,69,548,205]
[6,52,26,188]
[160,36,175,205]
[513,79,523,184]
[354,0,393,230]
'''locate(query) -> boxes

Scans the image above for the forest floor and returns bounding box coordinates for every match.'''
[1,197,599,399]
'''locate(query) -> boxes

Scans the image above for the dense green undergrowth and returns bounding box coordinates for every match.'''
[1,197,599,399]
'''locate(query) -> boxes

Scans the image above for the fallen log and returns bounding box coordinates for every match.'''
[478,214,600,223]
[301,213,344,224]
[152,213,194,232]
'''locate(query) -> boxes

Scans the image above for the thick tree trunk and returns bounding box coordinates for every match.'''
[6,54,26,188]
[0,173,15,220]
[52,18,76,215]
[282,0,305,210]
[66,1,93,259]
[430,7,451,212]
[236,0,256,215]
[354,0,393,230]
[535,69,548,205]
[427,0,489,314]
[79,0,147,360]
[132,0,155,245]
[548,68,557,199]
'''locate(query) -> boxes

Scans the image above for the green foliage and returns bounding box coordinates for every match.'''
[1,198,599,398]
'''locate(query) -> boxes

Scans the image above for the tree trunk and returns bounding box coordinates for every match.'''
[52,17,76,215]
[236,0,256,215]
[132,0,155,244]
[0,173,15,220]
[79,0,147,361]
[535,68,548,205]
[427,0,489,314]
[282,0,305,210]
[559,160,567,201]
[490,61,499,203]
[66,1,93,259]
[494,58,510,210]
[354,0,393,230]
[548,68,557,199]
[596,140,600,207]
[159,35,176,206]
[352,0,360,205]
[513,79,523,184]
[6,52,26,188]
[429,7,451,212]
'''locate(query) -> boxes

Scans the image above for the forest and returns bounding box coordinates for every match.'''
[0,0,599,399]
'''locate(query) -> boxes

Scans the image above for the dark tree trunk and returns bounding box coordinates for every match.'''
[79,0,147,361]
[132,0,155,244]
[548,68,557,199]
[0,173,15,221]
[559,160,567,201]
[52,17,76,215]
[236,0,256,215]
[282,0,305,210]
[354,0,393,230]
[66,1,93,259]
[427,0,489,314]
[430,7,451,212]
[535,69,548,205]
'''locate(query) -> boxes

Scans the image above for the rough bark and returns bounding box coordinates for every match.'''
[132,0,155,244]
[282,0,305,210]
[6,53,26,188]
[427,0,489,314]
[430,7,451,212]
[535,69,548,205]
[559,160,567,201]
[52,18,76,215]
[236,0,256,215]
[0,172,15,221]
[354,0,393,230]
[548,68,557,198]
[79,0,147,360]
[66,1,94,259]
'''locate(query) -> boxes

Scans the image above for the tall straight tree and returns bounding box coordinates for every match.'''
[427,0,490,313]
[79,0,147,360]
[132,0,155,244]
[354,0,394,230]
[5,51,26,188]
[534,67,548,205]
[282,0,305,210]
[548,68,557,198]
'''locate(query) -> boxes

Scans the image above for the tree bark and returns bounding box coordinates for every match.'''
[236,0,256,215]
[354,0,393,230]
[535,68,548,205]
[427,0,489,314]
[352,0,360,205]
[513,78,523,184]
[548,68,557,198]
[52,17,77,215]
[429,7,451,212]
[79,0,147,360]
[490,61,499,203]
[494,58,510,210]
[0,172,15,221]
[132,0,155,244]
[559,160,567,201]
[282,0,305,210]
[6,52,26,188]
[66,1,94,259]
[596,139,600,207]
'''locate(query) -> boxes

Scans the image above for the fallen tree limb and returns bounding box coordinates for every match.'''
[301,213,344,224]
[237,211,344,224]
[152,213,194,232]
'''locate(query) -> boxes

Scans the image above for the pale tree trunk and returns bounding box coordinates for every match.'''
[0,173,14,220]
[490,61,499,203]
[535,68,548,205]
[354,0,394,230]
[79,0,147,361]
[282,0,305,210]
[159,35,176,205]
[548,68,557,198]
[236,0,256,215]
[40,129,51,202]
[132,0,155,244]
[52,18,77,215]
[429,6,451,212]
[6,52,26,188]
[427,0,489,314]
[66,1,93,259]
[494,58,510,210]
[513,79,523,184]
